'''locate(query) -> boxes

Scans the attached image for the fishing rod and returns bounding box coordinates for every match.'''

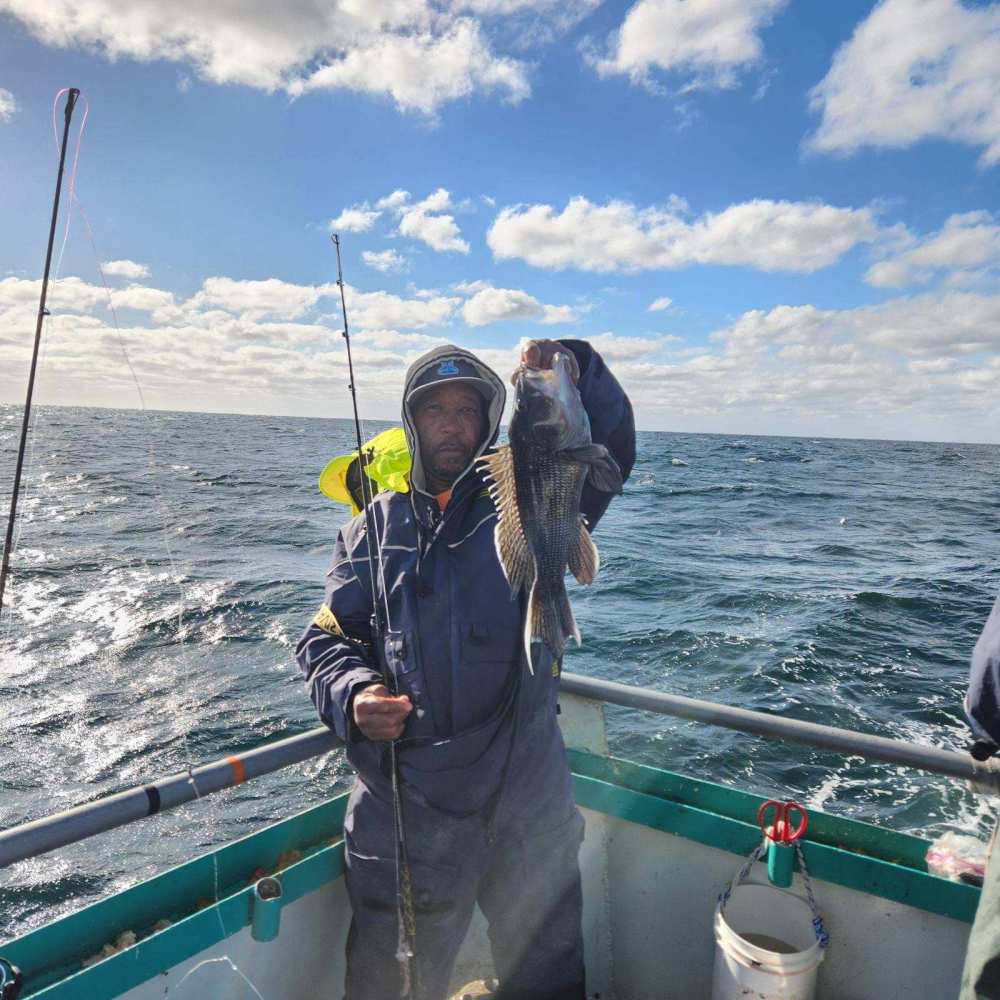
[0,88,80,616]
[332,233,420,999]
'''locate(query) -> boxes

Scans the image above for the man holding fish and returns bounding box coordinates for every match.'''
[297,338,634,1000]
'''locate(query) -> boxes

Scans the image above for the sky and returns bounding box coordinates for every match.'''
[0,0,998,442]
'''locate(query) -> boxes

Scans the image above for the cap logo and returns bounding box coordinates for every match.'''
[437,360,459,375]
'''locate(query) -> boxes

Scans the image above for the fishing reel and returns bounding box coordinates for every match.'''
[0,958,23,1000]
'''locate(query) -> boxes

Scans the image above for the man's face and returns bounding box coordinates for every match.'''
[412,383,486,489]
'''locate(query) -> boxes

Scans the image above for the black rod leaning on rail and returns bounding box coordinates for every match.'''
[1,672,997,871]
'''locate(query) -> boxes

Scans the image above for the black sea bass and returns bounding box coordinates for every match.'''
[480,352,623,670]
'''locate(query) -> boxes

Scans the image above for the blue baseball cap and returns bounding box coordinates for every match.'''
[406,355,495,404]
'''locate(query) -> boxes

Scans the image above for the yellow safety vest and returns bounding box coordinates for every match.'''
[318,427,411,516]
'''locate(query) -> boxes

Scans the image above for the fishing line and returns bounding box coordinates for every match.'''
[4,89,268,999]
[58,95,198,787]
[51,88,88,278]
[169,956,265,999]
[64,105,273,1000]
[333,235,419,996]
[43,90,190,753]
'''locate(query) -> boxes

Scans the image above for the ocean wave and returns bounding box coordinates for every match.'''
[667,483,755,496]
[2,406,998,942]
[814,543,859,557]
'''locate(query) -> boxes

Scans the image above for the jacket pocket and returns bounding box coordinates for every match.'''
[460,621,520,666]
[346,846,460,917]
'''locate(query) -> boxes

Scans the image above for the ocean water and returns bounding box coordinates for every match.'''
[1,404,998,942]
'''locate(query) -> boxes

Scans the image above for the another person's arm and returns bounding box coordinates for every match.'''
[965,595,1000,757]
[295,525,410,742]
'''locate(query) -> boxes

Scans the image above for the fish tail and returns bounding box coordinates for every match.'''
[525,578,579,673]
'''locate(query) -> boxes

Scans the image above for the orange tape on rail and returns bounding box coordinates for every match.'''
[226,755,245,786]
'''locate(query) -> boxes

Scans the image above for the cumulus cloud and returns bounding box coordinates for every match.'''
[163,274,458,330]
[189,277,336,320]
[0,275,107,314]
[808,0,1000,166]
[348,287,459,330]
[377,190,411,211]
[0,1,530,115]
[330,205,381,233]
[648,296,673,311]
[354,329,449,350]
[294,18,529,114]
[109,286,175,312]
[592,0,787,90]
[0,88,16,122]
[380,188,470,254]
[601,288,1000,437]
[488,195,878,273]
[102,259,150,280]
[460,284,578,325]
[2,271,997,439]
[865,211,1000,288]
[0,270,469,417]
[362,249,407,273]
[455,0,598,19]
[583,332,670,360]
[712,291,1000,359]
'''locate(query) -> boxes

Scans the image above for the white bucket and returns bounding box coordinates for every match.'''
[711,882,824,1000]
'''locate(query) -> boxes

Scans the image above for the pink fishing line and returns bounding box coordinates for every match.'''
[50,87,90,278]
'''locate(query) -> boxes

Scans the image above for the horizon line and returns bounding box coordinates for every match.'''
[1,399,997,449]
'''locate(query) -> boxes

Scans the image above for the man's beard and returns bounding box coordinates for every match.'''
[425,442,474,486]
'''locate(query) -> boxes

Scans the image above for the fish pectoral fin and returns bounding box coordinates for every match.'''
[480,446,534,591]
[563,443,624,495]
[568,516,599,585]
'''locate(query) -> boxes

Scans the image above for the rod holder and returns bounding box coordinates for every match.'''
[251,877,283,943]
[0,957,23,1000]
[766,841,795,888]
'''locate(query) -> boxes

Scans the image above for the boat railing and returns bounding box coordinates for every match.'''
[1,671,997,871]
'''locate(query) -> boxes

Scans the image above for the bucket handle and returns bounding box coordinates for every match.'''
[718,838,829,950]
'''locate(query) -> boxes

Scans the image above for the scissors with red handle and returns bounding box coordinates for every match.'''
[757,799,808,845]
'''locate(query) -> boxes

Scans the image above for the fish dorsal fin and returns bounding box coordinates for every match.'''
[479,446,534,591]
[568,516,599,585]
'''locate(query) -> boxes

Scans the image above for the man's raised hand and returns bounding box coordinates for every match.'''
[353,684,412,742]
[512,339,580,386]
